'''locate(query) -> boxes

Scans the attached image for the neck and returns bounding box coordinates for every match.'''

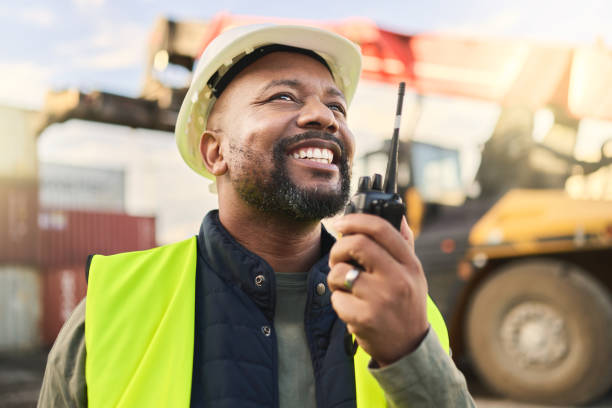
[218,200,323,273]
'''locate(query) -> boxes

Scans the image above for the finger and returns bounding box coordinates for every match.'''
[327,262,353,293]
[329,233,400,275]
[333,213,413,263]
[400,216,415,247]
[327,262,379,296]
[330,290,371,329]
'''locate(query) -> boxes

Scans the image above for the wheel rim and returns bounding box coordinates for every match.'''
[500,301,569,368]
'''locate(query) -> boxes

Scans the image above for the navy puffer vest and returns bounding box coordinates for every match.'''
[190,210,356,407]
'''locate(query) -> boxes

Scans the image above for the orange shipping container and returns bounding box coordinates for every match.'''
[41,265,86,346]
[38,209,156,267]
[0,179,39,264]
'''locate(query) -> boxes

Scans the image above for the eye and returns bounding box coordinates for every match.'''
[328,103,346,116]
[269,93,296,102]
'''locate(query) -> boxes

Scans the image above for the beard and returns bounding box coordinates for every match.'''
[229,131,351,222]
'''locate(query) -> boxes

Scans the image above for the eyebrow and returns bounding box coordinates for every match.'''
[260,79,346,102]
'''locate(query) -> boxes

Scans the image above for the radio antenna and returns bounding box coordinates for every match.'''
[383,82,406,194]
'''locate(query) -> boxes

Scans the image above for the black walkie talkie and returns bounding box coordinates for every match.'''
[342,82,408,357]
[344,82,407,230]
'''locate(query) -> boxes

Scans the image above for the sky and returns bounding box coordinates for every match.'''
[3,0,612,243]
[3,0,612,109]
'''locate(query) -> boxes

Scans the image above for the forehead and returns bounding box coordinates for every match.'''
[225,51,343,96]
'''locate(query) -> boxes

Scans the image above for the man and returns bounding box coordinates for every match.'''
[38,24,474,407]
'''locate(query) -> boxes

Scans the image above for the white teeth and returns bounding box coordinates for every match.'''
[290,147,334,164]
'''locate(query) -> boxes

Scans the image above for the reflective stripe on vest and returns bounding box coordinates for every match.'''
[85,237,450,407]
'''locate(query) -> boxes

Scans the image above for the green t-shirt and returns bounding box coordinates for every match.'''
[275,272,316,408]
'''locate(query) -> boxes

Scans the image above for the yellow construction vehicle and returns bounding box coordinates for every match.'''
[361,105,612,405]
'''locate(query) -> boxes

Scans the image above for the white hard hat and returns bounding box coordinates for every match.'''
[175,23,362,180]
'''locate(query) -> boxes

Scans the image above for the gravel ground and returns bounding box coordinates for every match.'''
[462,365,612,408]
[1,350,611,407]
[0,350,46,408]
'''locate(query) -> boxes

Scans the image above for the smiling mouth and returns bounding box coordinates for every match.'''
[285,136,342,168]
[288,147,334,165]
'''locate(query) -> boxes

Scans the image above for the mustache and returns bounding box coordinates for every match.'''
[275,130,347,158]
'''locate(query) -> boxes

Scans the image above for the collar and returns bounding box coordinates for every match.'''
[197,210,336,320]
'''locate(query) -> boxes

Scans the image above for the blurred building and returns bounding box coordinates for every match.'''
[39,162,125,212]
[0,105,157,350]
[0,105,40,351]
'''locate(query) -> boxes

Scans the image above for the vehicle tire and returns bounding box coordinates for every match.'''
[466,259,612,405]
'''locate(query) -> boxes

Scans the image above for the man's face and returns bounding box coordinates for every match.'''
[208,51,355,221]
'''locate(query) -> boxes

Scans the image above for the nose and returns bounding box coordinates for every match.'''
[296,98,339,134]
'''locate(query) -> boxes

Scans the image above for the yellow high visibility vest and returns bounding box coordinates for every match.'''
[85,237,450,407]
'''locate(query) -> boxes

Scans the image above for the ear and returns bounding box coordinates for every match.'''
[200,131,228,176]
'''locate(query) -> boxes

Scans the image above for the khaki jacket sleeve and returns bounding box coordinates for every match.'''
[37,298,88,408]
[368,328,476,408]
